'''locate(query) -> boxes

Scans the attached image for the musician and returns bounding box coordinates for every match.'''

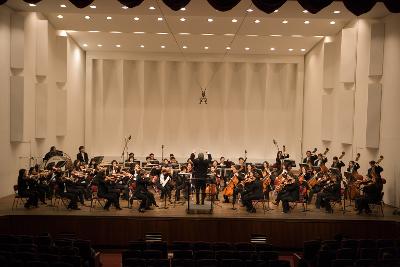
[175,166,188,201]
[94,170,121,210]
[76,146,89,164]
[219,157,227,166]
[207,166,220,201]
[314,153,327,167]
[315,175,341,213]
[223,165,243,203]
[54,169,80,210]
[191,152,212,205]
[331,156,345,171]
[303,150,317,164]
[308,171,327,204]
[126,153,136,163]
[17,169,39,208]
[149,153,156,161]
[28,167,50,204]
[170,157,178,164]
[162,158,170,167]
[241,171,263,213]
[43,146,58,162]
[347,160,360,174]
[157,167,173,203]
[355,176,382,214]
[133,170,158,212]
[299,166,312,181]
[107,160,120,175]
[273,174,299,213]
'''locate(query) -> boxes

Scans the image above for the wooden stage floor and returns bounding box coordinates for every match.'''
[0,194,399,249]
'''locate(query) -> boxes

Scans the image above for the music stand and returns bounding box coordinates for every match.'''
[91,156,104,165]
[186,177,213,214]
[174,173,191,207]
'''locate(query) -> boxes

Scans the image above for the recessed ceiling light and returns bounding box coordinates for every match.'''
[245,47,250,51]
[116,45,121,48]
[333,10,341,14]
[85,16,91,20]
[254,19,261,24]
[201,33,214,36]
[270,47,276,51]
[180,18,186,22]
[304,20,310,24]
[90,5,96,9]
[97,44,102,47]
[204,46,209,50]
[60,4,66,8]
[133,31,145,34]
[246,34,259,37]
[208,18,213,22]
[226,47,231,50]
[107,16,112,20]
[110,31,122,34]
[270,34,282,37]
[83,44,88,47]
[57,15,63,19]
[224,33,234,36]
[303,10,308,13]
[178,32,190,35]
[133,17,140,21]
[88,30,99,33]
[232,18,238,23]
[314,35,324,38]
[66,30,77,33]
[288,48,294,51]
[140,45,144,48]
[247,8,253,12]
[330,21,336,25]
[149,6,156,10]
[158,17,163,21]
[28,3,36,7]
[282,20,288,24]
[274,9,279,13]
[292,34,303,38]
[301,48,306,52]
[180,7,186,11]
[122,6,128,10]
[182,45,187,49]
[161,45,165,48]
[156,32,169,35]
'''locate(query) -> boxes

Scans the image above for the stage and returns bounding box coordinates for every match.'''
[0,195,399,249]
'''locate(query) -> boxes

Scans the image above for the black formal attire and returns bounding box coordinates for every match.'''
[133,175,157,211]
[157,173,172,201]
[55,177,79,209]
[175,173,187,201]
[315,182,341,212]
[355,182,381,214]
[18,175,38,208]
[95,174,120,210]
[191,153,212,205]
[275,183,299,213]
[303,156,317,164]
[241,179,263,212]
[314,158,328,167]
[77,152,89,164]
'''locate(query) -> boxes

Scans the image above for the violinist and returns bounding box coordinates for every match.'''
[28,167,50,205]
[54,169,80,210]
[241,170,263,213]
[17,169,39,209]
[125,153,136,163]
[331,156,345,171]
[134,170,159,212]
[76,146,89,164]
[175,166,188,202]
[157,167,173,203]
[94,169,121,210]
[107,160,120,175]
[315,175,341,213]
[162,158,170,166]
[273,173,299,213]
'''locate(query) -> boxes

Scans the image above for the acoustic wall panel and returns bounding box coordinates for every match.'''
[369,23,385,77]
[323,42,335,89]
[55,36,67,83]
[338,90,354,144]
[10,13,24,69]
[35,83,47,138]
[365,83,382,148]
[340,28,357,83]
[10,76,24,142]
[321,94,334,141]
[56,89,67,136]
[36,20,48,77]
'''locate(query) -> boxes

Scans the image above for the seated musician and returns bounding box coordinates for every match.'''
[54,169,80,210]
[315,175,341,213]
[300,166,312,181]
[273,173,299,213]
[162,158,170,166]
[94,170,121,210]
[241,171,263,213]
[76,146,89,164]
[303,150,317,164]
[149,153,156,161]
[107,160,130,200]
[367,160,384,190]
[207,166,220,201]
[28,167,49,205]
[126,153,136,163]
[331,156,345,171]
[157,167,173,203]
[308,171,327,204]
[43,146,58,162]
[134,170,158,212]
[170,156,178,164]
[175,166,188,202]
[17,169,39,209]
[355,177,382,215]
[314,153,327,167]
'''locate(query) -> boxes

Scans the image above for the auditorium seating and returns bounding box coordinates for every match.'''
[300,238,400,267]
[0,233,100,267]
[122,240,290,267]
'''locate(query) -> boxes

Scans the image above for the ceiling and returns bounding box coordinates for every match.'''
[5,0,390,56]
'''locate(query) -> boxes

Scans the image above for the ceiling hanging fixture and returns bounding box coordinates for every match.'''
[251,0,287,14]
[207,0,241,12]
[298,0,334,14]
[118,0,144,8]
[162,0,190,11]
[69,0,95,8]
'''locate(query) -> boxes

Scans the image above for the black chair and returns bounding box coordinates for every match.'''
[127,241,146,251]
[341,239,359,249]
[220,258,243,267]
[258,251,279,261]
[360,248,379,260]
[268,259,291,267]
[322,240,341,250]
[336,248,357,260]
[172,258,194,267]
[377,240,396,249]
[234,242,255,251]
[54,239,74,248]
[39,253,60,264]
[216,250,236,260]
[354,259,376,267]
[123,258,146,267]
[26,261,50,267]
[17,243,38,253]
[0,235,18,245]
[359,239,377,249]
[195,250,215,260]
[59,255,81,267]
[59,246,79,256]
[74,239,94,262]
[254,243,273,252]
[36,236,53,248]
[238,251,257,261]
[193,242,213,251]
[147,242,168,258]
[197,259,218,267]
[51,263,74,267]
[246,259,267,267]
[174,250,193,260]
[17,235,34,244]
[378,259,400,267]
[172,241,193,251]
[0,244,17,252]
[143,249,163,259]
[147,258,170,267]
[331,259,354,267]
[122,250,142,263]
[317,249,336,267]
[303,240,321,262]
[379,247,398,260]
[15,252,38,262]
[213,243,233,251]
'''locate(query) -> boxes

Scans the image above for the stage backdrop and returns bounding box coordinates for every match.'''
[85,57,304,163]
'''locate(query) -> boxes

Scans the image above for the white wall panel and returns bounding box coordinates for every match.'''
[365,83,382,148]
[10,76,24,142]
[55,36,67,83]
[323,42,335,89]
[369,23,385,76]
[35,83,47,138]
[340,28,357,83]
[10,13,24,69]
[56,89,67,136]
[338,90,354,144]
[321,94,334,141]
[36,20,48,76]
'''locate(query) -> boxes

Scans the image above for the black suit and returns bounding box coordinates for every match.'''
[191,153,212,204]
[276,183,299,213]
[241,179,263,212]
[77,152,89,164]
[316,182,341,212]
[134,175,156,211]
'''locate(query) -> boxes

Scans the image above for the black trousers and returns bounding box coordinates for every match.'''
[20,190,39,207]
[195,180,206,204]
[98,192,120,209]
[60,191,79,208]
[157,183,172,200]
[175,183,187,201]
[355,196,375,212]
[242,193,262,211]
[276,191,297,213]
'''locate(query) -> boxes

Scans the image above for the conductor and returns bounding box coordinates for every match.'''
[191,151,212,205]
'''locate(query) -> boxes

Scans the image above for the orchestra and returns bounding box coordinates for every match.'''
[15,144,386,216]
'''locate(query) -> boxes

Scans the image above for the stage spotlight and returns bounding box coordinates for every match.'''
[297,0,334,14]
[162,0,190,11]
[207,0,241,12]
[69,0,95,8]
[251,0,287,14]
[117,0,144,8]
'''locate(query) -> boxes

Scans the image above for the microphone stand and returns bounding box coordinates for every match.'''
[161,144,164,162]
[121,137,131,168]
